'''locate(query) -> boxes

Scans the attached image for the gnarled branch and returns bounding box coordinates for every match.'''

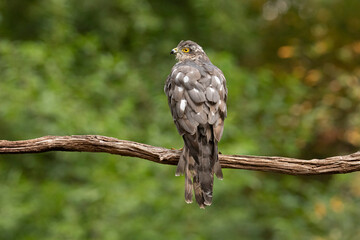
[0,135,360,175]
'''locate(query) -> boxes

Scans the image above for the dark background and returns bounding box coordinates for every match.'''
[1,0,360,239]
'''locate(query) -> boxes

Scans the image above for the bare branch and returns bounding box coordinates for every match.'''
[1,135,360,175]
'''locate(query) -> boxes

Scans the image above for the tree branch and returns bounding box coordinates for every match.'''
[0,135,360,175]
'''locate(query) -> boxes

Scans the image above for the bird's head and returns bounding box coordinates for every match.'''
[171,40,209,62]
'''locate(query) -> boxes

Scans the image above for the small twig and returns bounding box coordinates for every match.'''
[1,135,360,175]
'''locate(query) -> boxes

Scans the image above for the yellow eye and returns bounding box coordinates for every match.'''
[182,47,190,53]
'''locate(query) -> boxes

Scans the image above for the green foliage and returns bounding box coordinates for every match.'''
[1,0,360,239]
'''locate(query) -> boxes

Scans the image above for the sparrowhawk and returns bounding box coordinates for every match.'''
[164,40,228,208]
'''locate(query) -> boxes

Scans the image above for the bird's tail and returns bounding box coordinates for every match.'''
[176,129,223,208]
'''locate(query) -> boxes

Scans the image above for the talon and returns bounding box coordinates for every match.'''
[171,147,183,151]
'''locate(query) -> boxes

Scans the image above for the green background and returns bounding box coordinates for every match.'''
[1,0,360,239]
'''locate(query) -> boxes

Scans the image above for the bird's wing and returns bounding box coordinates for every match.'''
[165,63,227,140]
[210,66,227,142]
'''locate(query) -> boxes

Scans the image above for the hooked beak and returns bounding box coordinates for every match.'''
[170,48,178,55]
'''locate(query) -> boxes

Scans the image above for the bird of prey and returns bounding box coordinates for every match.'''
[164,40,227,208]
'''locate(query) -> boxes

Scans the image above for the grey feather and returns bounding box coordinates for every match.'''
[177,118,197,135]
[194,82,205,92]
[213,141,223,179]
[205,126,212,142]
[219,99,226,112]
[188,88,206,103]
[172,86,184,101]
[208,111,220,125]
[213,118,224,141]
[190,111,207,125]
[199,75,212,87]
[214,160,223,180]
[206,87,220,103]
[173,71,185,85]
[164,40,228,208]
[186,68,201,80]
[184,148,193,203]
[175,100,186,118]
[175,147,186,176]
[184,91,203,113]
[211,76,221,88]
[185,109,200,127]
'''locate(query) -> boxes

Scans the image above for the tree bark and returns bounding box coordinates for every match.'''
[1,135,359,175]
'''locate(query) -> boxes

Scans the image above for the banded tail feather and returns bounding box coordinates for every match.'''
[176,126,223,208]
